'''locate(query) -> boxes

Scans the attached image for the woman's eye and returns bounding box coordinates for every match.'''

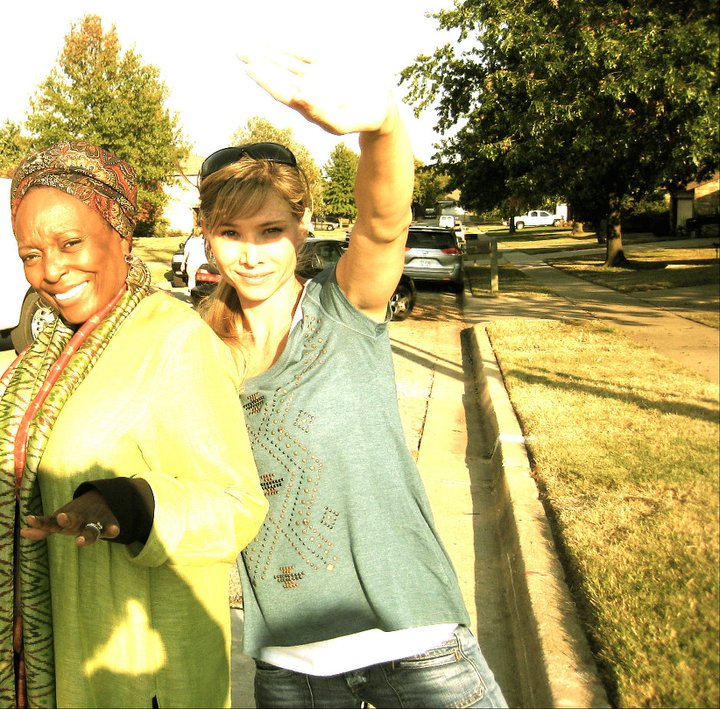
[21,253,39,264]
[220,229,239,239]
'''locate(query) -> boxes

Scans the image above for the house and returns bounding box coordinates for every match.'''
[162,154,204,235]
[671,173,719,236]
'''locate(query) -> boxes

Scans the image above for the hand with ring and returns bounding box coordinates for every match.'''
[21,489,120,546]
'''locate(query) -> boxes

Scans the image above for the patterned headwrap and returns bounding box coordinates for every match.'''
[10,140,138,240]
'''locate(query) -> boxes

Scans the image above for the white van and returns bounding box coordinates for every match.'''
[0,177,48,352]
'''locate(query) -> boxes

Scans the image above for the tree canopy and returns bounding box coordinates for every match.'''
[403,0,719,264]
[230,117,324,214]
[321,143,359,220]
[412,161,452,219]
[23,15,187,234]
[0,121,30,178]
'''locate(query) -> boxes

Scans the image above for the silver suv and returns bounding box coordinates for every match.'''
[403,226,464,292]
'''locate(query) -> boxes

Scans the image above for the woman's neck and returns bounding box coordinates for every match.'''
[240,277,305,376]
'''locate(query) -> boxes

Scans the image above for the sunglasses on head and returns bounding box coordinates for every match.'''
[198,142,298,185]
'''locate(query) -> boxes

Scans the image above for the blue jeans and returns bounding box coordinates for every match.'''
[253,625,507,708]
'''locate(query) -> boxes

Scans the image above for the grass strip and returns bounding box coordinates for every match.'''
[486,318,719,707]
[549,246,720,292]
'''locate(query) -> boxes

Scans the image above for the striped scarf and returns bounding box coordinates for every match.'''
[0,256,153,707]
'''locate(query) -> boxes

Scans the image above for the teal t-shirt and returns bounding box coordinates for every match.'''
[238,267,470,656]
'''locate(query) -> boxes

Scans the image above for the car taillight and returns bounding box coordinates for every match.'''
[196,269,220,284]
[442,247,461,254]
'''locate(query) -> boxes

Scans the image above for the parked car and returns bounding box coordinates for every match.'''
[310,220,340,231]
[504,210,563,230]
[403,226,464,292]
[190,237,417,321]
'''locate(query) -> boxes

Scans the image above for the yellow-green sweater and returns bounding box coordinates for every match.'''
[37,293,267,708]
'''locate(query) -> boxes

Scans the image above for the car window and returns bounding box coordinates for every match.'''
[407,230,455,250]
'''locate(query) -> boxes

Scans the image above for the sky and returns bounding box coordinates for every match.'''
[0,0,457,166]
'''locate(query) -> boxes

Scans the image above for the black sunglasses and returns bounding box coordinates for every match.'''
[198,142,298,185]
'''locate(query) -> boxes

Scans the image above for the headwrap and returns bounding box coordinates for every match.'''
[10,139,138,240]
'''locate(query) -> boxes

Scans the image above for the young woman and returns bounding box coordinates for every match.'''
[199,52,507,708]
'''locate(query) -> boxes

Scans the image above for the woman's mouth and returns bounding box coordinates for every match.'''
[54,282,89,301]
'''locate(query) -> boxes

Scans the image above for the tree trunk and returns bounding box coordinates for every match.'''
[509,216,516,235]
[597,217,607,244]
[603,194,630,267]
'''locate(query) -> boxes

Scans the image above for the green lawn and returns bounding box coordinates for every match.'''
[132,235,184,286]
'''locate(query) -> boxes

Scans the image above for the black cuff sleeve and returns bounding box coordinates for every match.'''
[74,478,155,545]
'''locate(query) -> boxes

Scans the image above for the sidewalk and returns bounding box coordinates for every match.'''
[465,237,719,383]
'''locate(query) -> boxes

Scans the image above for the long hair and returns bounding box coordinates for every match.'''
[198,157,312,357]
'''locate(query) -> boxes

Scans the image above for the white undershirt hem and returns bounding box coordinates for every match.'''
[258,623,459,676]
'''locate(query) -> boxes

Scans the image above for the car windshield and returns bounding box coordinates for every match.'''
[407,230,455,249]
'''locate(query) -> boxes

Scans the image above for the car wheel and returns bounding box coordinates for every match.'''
[515,221,525,230]
[390,280,416,321]
[11,290,56,353]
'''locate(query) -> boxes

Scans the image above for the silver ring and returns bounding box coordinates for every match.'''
[84,521,104,538]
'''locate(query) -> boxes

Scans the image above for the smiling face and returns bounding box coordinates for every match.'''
[14,187,130,324]
[205,190,309,306]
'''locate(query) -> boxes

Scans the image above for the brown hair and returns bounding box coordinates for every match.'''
[198,157,312,359]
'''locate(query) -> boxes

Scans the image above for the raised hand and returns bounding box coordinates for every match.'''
[21,489,120,546]
[238,48,394,136]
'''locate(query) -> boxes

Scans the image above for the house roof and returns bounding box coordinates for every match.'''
[686,172,720,191]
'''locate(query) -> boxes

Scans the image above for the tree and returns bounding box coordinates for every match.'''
[24,15,188,235]
[230,117,324,215]
[321,143,359,220]
[0,121,31,178]
[403,0,719,265]
[413,161,451,218]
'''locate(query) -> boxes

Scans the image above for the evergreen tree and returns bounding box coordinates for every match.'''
[322,143,358,220]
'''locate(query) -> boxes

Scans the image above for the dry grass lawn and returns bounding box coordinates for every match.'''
[486,318,719,707]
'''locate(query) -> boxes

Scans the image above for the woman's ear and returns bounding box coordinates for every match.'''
[299,208,313,235]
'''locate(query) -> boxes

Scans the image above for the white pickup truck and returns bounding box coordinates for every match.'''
[506,210,563,230]
[0,177,48,353]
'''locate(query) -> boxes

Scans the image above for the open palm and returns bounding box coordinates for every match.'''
[239,49,393,136]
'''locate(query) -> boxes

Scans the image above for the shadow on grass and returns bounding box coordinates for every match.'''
[502,362,719,423]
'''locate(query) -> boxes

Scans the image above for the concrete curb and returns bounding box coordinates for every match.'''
[470,324,610,708]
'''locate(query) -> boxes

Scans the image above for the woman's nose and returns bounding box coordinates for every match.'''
[240,242,258,267]
[42,252,69,283]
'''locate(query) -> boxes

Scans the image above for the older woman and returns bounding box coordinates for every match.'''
[0,140,267,708]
